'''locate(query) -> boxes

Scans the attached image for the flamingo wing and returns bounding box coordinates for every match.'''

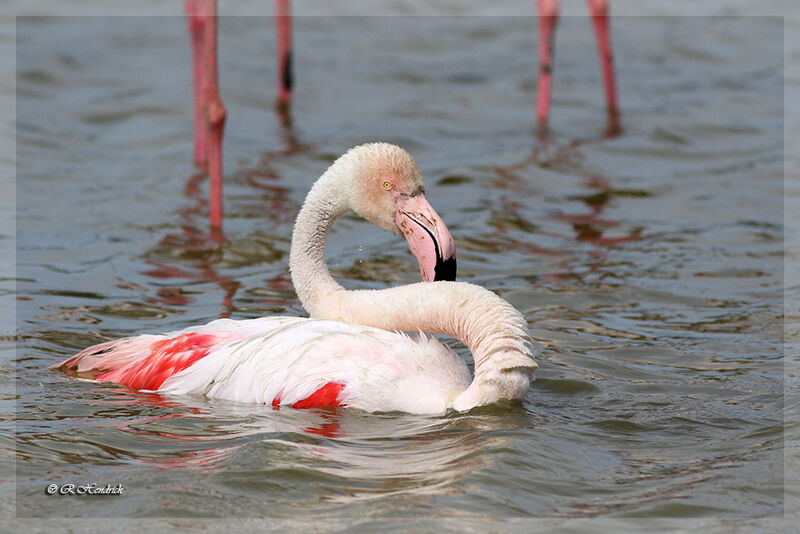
[51,317,299,389]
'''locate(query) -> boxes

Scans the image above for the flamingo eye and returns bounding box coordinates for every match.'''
[382,180,393,191]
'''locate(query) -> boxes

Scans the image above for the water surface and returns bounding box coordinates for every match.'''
[8,12,786,522]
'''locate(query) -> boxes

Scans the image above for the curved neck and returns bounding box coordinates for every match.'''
[289,168,348,316]
[342,282,534,372]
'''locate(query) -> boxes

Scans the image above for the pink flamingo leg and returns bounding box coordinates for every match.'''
[204,9,226,233]
[186,0,208,166]
[275,0,293,107]
[587,0,618,117]
[535,0,560,125]
[185,0,226,229]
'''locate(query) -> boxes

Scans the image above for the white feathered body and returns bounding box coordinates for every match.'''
[57,317,473,414]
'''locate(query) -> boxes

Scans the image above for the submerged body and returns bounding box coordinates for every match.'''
[59,316,472,414]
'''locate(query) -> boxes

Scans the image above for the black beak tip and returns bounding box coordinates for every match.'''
[434,256,457,282]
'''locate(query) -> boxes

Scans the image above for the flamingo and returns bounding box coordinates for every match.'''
[536,0,619,127]
[52,143,537,414]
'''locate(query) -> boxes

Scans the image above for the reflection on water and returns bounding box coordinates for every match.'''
[22,384,528,511]
[10,14,784,520]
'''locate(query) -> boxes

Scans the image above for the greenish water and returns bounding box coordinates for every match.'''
[6,10,789,526]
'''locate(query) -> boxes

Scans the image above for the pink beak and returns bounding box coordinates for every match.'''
[394,194,457,282]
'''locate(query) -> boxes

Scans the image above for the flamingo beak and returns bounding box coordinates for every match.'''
[395,194,457,282]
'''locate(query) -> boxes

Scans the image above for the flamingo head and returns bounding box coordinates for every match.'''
[343,143,457,282]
